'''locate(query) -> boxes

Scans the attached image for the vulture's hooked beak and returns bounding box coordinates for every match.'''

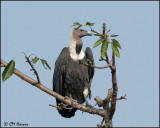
[87,31,92,36]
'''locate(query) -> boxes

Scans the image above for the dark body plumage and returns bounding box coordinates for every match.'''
[53,47,94,118]
[53,29,94,118]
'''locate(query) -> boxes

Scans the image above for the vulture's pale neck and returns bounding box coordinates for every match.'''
[69,31,85,61]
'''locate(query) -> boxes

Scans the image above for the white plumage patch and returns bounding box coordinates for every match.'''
[83,87,89,97]
[69,41,85,61]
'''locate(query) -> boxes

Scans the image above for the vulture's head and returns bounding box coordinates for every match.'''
[70,29,92,41]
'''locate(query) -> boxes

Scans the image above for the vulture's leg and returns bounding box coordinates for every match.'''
[83,87,92,107]
[69,93,78,109]
[69,93,77,103]
[64,94,77,111]
[64,94,77,103]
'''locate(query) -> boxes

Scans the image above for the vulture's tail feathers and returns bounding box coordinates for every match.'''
[56,99,77,118]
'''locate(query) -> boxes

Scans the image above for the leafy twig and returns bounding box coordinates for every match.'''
[49,104,59,109]
[28,54,37,59]
[25,56,41,84]
[49,104,73,110]
[83,63,111,69]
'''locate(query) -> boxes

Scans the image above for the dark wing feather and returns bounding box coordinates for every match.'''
[85,47,95,98]
[53,47,77,118]
[53,47,70,95]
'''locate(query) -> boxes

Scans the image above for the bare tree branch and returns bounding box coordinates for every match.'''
[94,88,113,127]
[105,52,110,64]
[0,59,107,118]
[109,52,118,120]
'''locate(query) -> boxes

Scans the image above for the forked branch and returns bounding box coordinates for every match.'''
[0,59,107,118]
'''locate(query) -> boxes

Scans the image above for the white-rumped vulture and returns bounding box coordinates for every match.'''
[53,29,94,118]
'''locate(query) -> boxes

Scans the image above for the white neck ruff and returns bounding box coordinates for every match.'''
[69,41,85,61]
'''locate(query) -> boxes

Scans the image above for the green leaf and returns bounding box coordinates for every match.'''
[40,59,51,70]
[32,56,39,64]
[93,39,104,48]
[101,41,109,58]
[74,25,82,30]
[72,22,82,30]
[110,34,119,37]
[112,39,122,49]
[111,42,120,58]
[2,60,15,82]
[86,22,95,26]
[73,22,82,26]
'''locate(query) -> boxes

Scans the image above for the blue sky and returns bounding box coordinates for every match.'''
[1,1,159,127]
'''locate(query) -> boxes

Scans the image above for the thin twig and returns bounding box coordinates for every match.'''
[49,104,73,110]
[13,52,26,60]
[117,94,127,100]
[102,23,106,39]
[49,104,59,109]
[83,59,112,69]
[28,54,37,59]
[25,56,41,84]
[101,57,107,62]
[84,63,111,69]
[91,29,101,34]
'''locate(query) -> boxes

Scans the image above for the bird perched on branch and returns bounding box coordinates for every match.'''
[53,28,94,118]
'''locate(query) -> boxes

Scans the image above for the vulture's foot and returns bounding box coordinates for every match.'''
[70,98,78,108]
[64,96,77,106]
[64,96,77,101]
[64,96,70,100]
[69,94,78,104]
